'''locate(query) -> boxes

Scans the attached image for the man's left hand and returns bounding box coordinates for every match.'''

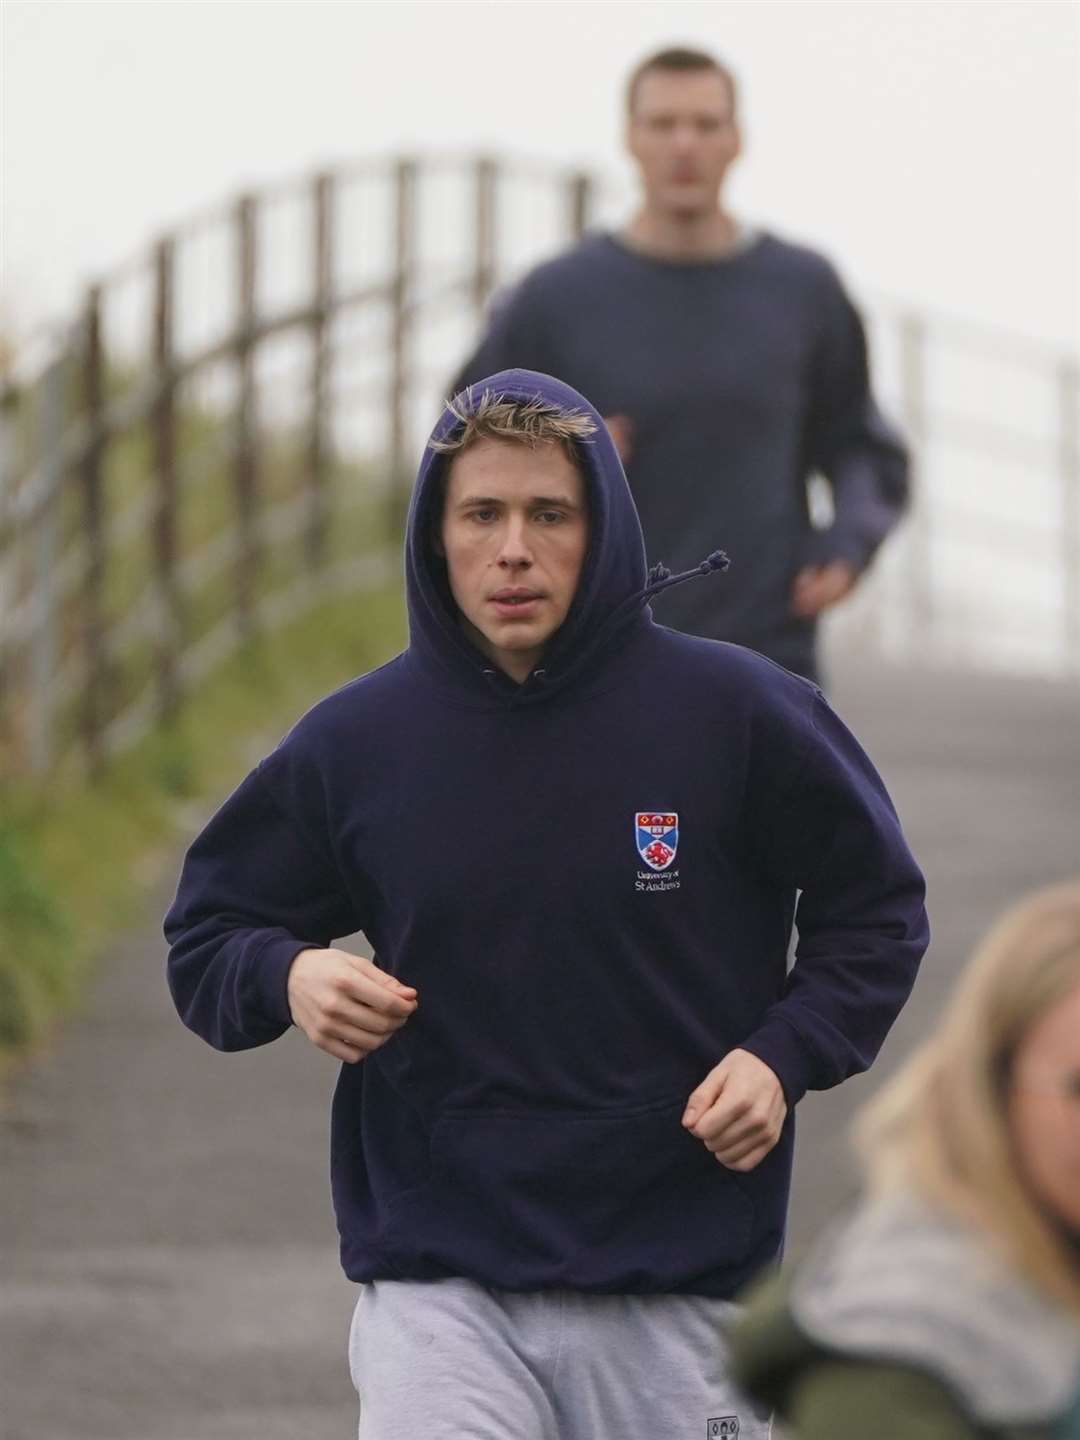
[682,1049,788,1172]
[791,560,857,617]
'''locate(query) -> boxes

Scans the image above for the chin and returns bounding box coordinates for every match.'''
[497,629,549,652]
[665,195,714,221]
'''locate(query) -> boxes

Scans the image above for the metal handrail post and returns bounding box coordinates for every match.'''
[899,313,931,659]
[1061,360,1080,675]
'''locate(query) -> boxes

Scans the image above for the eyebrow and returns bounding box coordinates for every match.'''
[455,494,582,511]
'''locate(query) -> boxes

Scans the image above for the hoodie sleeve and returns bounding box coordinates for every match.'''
[802,267,910,573]
[163,761,362,1052]
[740,690,928,1106]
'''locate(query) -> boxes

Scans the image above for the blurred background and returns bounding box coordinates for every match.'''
[1,4,1078,1438]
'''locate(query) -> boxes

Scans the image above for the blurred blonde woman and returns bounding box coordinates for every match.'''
[730,881,1080,1439]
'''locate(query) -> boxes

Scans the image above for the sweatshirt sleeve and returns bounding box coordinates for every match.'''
[163,761,363,1052]
[803,266,911,573]
[740,690,929,1106]
[449,274,556,394]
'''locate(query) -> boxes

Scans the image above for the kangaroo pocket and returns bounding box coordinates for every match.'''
[380,1096,757,1292]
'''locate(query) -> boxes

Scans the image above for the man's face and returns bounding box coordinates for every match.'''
[626,68,740,220]
[439,437,590,683]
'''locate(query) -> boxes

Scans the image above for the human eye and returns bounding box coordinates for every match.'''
[535,509,568,525]
[467,506,498,523]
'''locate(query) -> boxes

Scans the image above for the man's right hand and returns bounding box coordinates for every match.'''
[287,948,418,1064]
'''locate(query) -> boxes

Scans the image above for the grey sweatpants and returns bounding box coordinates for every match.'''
[348,1277,772,1439]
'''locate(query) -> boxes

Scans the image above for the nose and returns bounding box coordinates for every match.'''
[495,514,533,570]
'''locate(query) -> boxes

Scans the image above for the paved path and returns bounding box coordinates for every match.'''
[2,657,1077,1439]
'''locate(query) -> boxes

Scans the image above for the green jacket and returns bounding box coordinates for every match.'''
[728,1192,1080,1440]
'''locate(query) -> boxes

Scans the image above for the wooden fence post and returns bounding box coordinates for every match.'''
[80,286,107,773]
[473,156,497,321]
[387,157,416,541]
[308,172,334,572]
[28,352,67,773]
[234,194,260,642]
[153,236,181,719]
[0,373,19,771]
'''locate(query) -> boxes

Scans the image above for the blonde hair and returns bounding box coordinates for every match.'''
[428,389,597,459]
[857,880,1080,1311]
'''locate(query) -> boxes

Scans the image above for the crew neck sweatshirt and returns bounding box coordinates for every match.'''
[452,233,909,680]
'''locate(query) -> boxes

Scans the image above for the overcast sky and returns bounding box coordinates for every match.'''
[3,1,1078,353]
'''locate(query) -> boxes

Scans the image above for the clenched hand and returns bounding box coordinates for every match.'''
[791,560,857,617]
[682,1049,787,1172]
[287,948,418,1063]
[603,413,635,464]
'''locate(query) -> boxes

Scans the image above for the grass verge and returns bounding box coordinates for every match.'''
[0,579,406,1071]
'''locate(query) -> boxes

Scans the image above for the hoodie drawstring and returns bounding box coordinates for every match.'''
[644,549,730,599]
[475,552,729,703]
[523,549,731,699]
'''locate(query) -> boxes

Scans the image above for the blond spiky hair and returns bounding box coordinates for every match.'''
[428,388,597,456]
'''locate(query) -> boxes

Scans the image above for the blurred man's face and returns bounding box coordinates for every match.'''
[440,437,590,684]
[626,68,740,220]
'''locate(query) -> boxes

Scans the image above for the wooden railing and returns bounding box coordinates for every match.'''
[1,152,1077,782]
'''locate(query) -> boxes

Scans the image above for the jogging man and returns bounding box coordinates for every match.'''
[165,370,928,1438]
[452,47,909,684]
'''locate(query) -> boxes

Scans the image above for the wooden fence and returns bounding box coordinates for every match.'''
[1,152,1077,783]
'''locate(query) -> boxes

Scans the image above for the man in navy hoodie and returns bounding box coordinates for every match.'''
[165,370,928,1439]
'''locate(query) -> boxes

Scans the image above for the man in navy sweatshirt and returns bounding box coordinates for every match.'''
[452,46,909,685]
[165,369,928,1439]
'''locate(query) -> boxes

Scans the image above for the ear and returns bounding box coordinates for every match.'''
[624,121,639,164]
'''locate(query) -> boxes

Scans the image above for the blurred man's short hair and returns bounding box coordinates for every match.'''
[625,46,739,117]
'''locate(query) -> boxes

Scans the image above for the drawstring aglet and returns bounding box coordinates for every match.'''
[700,550,730,575]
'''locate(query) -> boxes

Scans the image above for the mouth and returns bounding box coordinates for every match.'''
[489,588,544,618]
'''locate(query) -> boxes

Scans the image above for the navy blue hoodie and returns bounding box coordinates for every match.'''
[164,369,928,1298]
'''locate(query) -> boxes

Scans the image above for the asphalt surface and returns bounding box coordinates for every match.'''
[2,654,1078,1440]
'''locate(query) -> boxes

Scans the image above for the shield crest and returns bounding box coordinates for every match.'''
[635,812,678,871]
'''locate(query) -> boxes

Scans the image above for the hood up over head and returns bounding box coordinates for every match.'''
[404,368,727,704]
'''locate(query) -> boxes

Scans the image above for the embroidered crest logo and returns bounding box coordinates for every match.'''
[635,812,678,871]
[707,1419,740,1439]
